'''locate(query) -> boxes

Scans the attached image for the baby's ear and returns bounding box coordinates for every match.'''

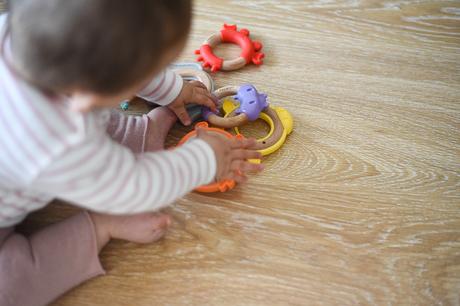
[69,92,100,113]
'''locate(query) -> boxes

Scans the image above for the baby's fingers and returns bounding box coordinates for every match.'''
[171,104,192,126]
[232,173,248,184]
[230,137,257,150]
[231,149,262,161]
[224,169,248,184]
[192,93,217,112]
[189,81,217,103]
[230,160,264,174]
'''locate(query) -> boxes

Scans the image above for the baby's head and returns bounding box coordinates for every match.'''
[8,0,192,111]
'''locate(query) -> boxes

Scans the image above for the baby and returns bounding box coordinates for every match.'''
[0,1,263,305]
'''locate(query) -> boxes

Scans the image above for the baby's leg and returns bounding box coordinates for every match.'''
[0,211,171,306]
[144,107,178,152]
[0,212,103,306]
[107,107,177,153]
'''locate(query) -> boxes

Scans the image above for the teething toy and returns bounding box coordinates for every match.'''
[170,62,203,71]
[195,24,265,72]
[171,62,216,123]
[203,85,293,156]
[223,99,293,156]
[170,62,215,92]
[202,85,267,128]
[177,122,238,193]
[201,85,258,128]
[184,104,204,123]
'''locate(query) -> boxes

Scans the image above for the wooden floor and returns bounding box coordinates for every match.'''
[4,0,460,305]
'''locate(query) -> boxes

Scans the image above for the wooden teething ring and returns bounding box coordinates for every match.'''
[207,86,286,151]
[195,24,264,72]
[206,86,249,128]
[173,67,214,92]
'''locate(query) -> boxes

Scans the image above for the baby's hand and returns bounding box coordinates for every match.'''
[197,128,264,183]
[168,81,217,126]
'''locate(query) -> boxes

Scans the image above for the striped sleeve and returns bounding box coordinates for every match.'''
[106,110,149,154]
[30,134,216,214]
[136,68,183,106]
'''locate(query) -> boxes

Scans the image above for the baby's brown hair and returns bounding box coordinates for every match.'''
[8,0,192,94]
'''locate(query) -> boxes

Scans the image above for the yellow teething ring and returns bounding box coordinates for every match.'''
[222,99,293,156]
[234,111,274,143]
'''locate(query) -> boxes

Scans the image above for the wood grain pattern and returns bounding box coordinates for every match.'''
[2,0,460,305]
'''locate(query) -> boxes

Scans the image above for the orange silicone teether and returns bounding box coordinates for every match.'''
[177,121,241,193]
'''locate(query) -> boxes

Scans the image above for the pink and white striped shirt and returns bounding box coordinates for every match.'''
[0,14,216,227]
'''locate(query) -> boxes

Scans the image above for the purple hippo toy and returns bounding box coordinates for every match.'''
[233,84,269,121]
[201,84,269,122]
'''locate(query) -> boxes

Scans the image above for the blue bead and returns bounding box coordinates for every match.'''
[120,101,130,110]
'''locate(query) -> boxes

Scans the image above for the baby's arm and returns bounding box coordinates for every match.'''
[30,133,216,214]
[137,68,216,125]
[105,68,181,153]
[137,68,183,106]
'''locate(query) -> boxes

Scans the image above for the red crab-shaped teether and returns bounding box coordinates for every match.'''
[194,24,265,72]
